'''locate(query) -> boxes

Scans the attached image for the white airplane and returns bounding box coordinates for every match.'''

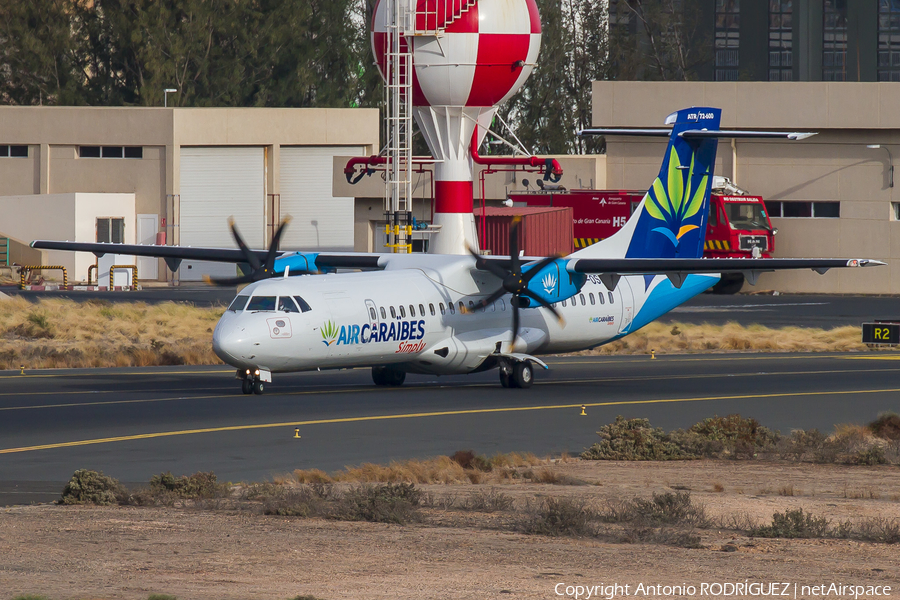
[33,107,884,394]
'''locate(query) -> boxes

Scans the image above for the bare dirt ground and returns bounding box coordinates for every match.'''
[1,460,899,600]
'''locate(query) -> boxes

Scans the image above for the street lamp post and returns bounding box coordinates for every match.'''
[867,144,894,188]
[164,88,178,108]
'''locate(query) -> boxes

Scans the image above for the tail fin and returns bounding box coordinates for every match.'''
[573,107,721,259]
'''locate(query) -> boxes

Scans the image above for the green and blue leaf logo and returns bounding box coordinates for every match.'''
[321,320,338,346]
[645,146,708,248]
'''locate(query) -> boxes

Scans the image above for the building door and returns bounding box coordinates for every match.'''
[179,147,265,281]
[136,214,159,280]
[279,146,363,251]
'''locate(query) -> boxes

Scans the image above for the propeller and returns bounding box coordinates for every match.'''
[467,216,565,351]
[204,216,294,286]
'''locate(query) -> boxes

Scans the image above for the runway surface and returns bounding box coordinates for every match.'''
[2,353,900,504]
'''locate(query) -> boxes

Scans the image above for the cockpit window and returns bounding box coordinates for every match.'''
[278,296,300,313]
[294,296,312,312]
[228,295,250,312]
[246,296,276,311]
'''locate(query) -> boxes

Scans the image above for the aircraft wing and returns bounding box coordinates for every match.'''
[29,240,383,271]
[563,257,884,287]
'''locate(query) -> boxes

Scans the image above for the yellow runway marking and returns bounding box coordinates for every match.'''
[839,355,900,361]
[2,367,897,413]
[4,386,900,455]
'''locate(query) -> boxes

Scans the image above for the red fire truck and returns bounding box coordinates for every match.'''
[508,179,777,294]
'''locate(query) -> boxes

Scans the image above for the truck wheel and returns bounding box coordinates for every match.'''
[711,273,745,294]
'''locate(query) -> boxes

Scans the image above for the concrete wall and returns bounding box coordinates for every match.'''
[593,81,899,294]
[0,193,135,280]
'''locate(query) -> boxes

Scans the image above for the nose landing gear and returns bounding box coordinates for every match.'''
[238,368,270,395]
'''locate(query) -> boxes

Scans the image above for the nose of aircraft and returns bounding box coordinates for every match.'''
[212,318,252,367]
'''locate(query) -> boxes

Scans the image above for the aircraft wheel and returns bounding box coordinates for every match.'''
[512,362,533,389]
[499,368,512,388]
[253,380,265,395]
[387,369,406,386]
[372,367,387,386]
[241,379,253,395]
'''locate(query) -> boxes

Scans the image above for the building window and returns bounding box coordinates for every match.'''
[765,201,840,218]
[80,146,143,159]
[97,218,125,244]
[878,0,900,82]
[823,0,847,81]
[0,145,28,157]
[715,0,741,81]
[768,0,793,81]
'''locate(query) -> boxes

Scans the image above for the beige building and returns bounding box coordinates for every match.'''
[593,81,899,294]
[0,107,379,282]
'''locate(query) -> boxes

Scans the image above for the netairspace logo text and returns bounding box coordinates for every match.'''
[554,582,892,600]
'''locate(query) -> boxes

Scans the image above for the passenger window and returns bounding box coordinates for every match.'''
[449,302,455,315]
[228,295,250,312]
[459,301,465,313]
[419,304,425,316]
[293,296,312,312]
[608,291,615,304]
[409,305,415,317]
[590,293,595,305]
[562,299,567,307]
[429,303,435,316]
[246,296,276,311]
[399,305,406,318]
[599,292,605,305]
[439,303,445,315]
[380,306,386,319]
[278,296,300,313]
[580,293,586,306]
[390,306,397,319]
[500,299,506,311]
[369,307,377,320]
[479,301,485,313]
[490,302,495,312]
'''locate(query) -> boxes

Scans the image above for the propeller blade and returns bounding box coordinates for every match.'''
[509,216,521,275]
[521,254,562,285]
[466,244,510,280]
[203,274,255,287]
[229,217,261,271]
[521,289,565,326]
[510,300,520,352]
[472,288,507,312]
[264,216,292,274]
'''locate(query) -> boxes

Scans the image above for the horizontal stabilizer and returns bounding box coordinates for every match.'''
[579,128,816,141]
[565,257,884,275]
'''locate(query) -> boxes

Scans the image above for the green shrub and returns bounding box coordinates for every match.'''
[519,497,597,537]
[673,414,780,458]
[59,469,124,505]
[149,471,225,500]
[750,508,829,539]
[581,416,697,461]
[263,486,328,518]
[332,483,422,525]
[449,450,492,472]
[147,595,178,600]
[854,445,887,466]
[12,595,53,600]
[621,492,709,527]
[462,488,514,512]
[870,412,900,441]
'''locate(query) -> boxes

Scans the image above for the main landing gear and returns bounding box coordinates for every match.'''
[498,359,533,389]
[238,368,268,395]
[372,366,406,386]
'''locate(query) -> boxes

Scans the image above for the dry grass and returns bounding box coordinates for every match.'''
[288,453,547,485]
[0,297,882,370]
[0,296,223,369]
[586,321,869,355]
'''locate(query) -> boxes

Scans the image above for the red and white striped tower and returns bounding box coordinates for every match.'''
[372,0,542,254]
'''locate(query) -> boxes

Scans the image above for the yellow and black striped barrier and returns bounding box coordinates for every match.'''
[704,239,731,251]
[18,265,67,289]
[109,265,138,289]
[573,238,602,249]
[87,264,98,285]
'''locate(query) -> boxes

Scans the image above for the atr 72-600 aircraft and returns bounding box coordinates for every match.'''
[33,107,883,394]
